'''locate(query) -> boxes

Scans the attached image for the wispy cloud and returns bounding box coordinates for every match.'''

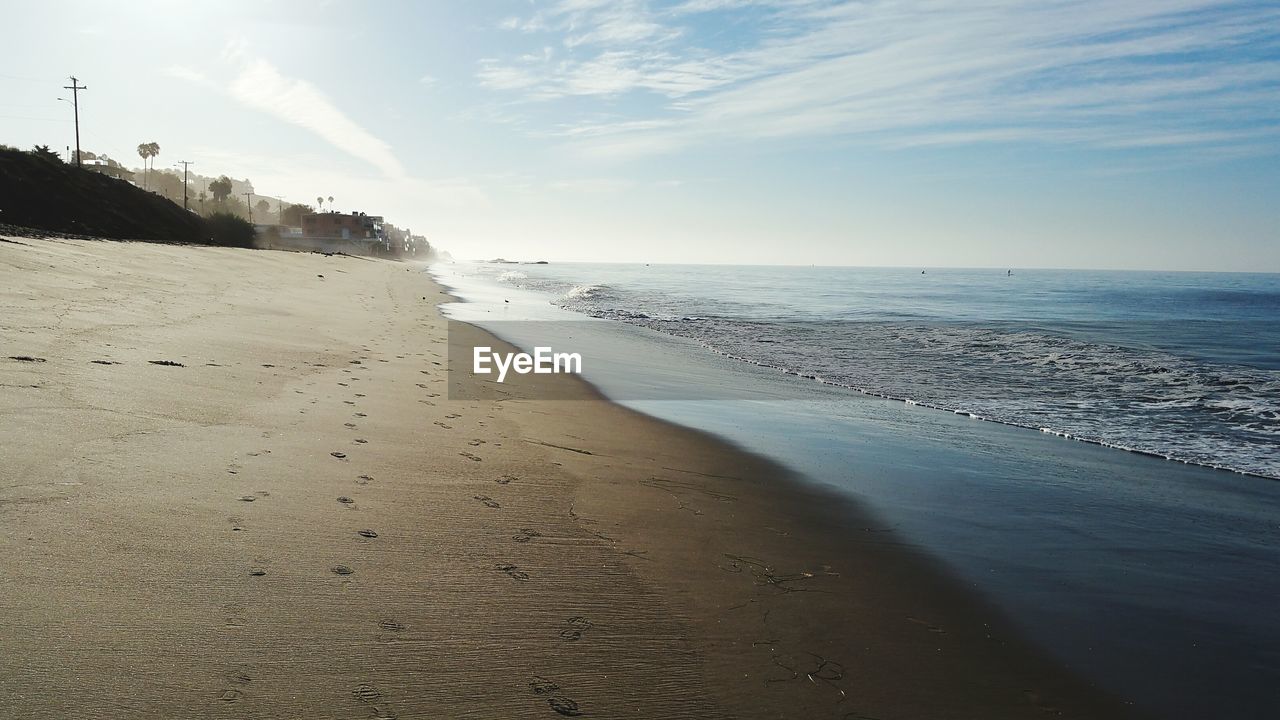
[163,65,209,86]
[479,0,1280,159]
[226,55,405,177]
[166,40,408,178]
[188,145,487,211]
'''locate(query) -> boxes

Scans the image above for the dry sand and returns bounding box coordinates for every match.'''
[0,236,1138,719]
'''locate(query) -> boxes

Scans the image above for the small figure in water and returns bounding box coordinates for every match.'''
[1007,269,1013,276]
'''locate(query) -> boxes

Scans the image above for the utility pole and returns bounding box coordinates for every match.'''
[244,192,254,223]
[62,76,86,167]
[176,161,194,211]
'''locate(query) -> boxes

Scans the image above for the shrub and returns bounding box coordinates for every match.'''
[204,212,255,248]
[30,145,62,162]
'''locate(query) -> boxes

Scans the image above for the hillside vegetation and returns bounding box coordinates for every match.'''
[0,147,252,247]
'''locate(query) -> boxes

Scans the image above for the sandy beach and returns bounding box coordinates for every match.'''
[0,236,1137,719]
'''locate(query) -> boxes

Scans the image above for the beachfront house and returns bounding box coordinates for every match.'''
[277,211,390,255]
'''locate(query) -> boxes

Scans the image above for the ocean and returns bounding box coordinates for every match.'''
[432,262,1280,720]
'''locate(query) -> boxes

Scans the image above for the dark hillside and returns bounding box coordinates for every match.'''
[0,147,208,243]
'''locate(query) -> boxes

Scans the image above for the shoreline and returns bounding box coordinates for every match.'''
[434,262,1279,483]
[444,295,1144,720]
[1,236,1137,718]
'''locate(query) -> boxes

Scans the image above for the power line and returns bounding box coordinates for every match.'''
[62,76,87,167]
[177,161,194,211]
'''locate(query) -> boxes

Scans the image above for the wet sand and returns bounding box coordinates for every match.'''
[0,236,1139,718]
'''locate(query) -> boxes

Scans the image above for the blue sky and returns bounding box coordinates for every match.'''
[2,0,1277,270]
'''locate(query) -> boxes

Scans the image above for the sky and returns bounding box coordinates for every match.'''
[1,0,1277,270]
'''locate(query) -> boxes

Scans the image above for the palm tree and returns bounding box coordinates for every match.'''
[327,195,334,213]
[135,142,160,190]
[317,196,324,212]
[137,144,151,189]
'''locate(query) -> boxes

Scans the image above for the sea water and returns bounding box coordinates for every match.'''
[432,262,1280,720]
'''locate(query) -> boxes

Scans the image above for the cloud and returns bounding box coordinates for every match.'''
[187,145,487,233]
[163,65,209,85]
[477,0,1280,159]
[547,177,636,193]
[219,46,405,178]
[162,39,409,179]
[163,47,409,178]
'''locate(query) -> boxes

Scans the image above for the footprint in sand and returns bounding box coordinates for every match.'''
[559,616,593,641]
[433,421,453,429]
[513,528,541,543]
[378,618,404,632]
[332,565,355,576]
[355,474,373,485]
[148,359,185,367]
[549,697,583,716]
[497,563,530,581]
[338,496,355,505]
[496,474,516,485]
[528,677,582,717]
[357,529,378,538]
[460,452,482,462]
[529,677,560,695]
[468,439,485,447]
[345,422,358,428]
[474,495,500,508]
[353,438,368,444]
[331,451,348,459]
[219,688,243,702]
